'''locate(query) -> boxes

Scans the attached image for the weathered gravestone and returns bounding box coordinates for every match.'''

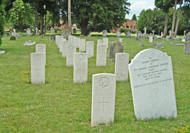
[73,53,88,83]
[50,35,56,40]
[91,73,116,126]
[184,32,190,54]
[10,36,16,40]
[50,27,54,34]
[128,49,177,120]
[75,37,80,48]
[60,40,67,58]
[86,41,94,58]
[126,31,131,38]
[102,30,107,37]
[115,53,129,81]
[79,39,86,52]
[134,33,139,40]
[96,44,107,66]
[118,38,124,43]
[31,52,45,84]
[139,34,145,47]
[109,43,123,59]
[152,35,157,46]
[149,34,153,43]
[117,31,121,38]
[35,27,38,35]
[26,28,31,36]
[55,35,61,45]
[103,38,109,48]
[88,34,92,38]
[137,31,142,38]
[156,43,164,48]
[66,43,76,67]
[36,44,46,65]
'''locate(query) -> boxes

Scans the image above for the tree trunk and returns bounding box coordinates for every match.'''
[175,0,182,37]
[68,0,72,35]
[40,14,44,35]
[34,4,38,35]
[80,19,89,35]
[44,14,46,34]
[171,0,177,39]
[163,12,169,38]
[18,18,23,30]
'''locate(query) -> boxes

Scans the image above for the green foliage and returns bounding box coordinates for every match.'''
[137,8,186,35]
[155,0,175,13]
[132,14,137,21]
[9,0,34,29]
[120,28,131,33]
[0,2,5,46]
[73,28,76,33]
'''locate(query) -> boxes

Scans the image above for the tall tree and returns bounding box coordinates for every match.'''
[68,0,72,35]
[174,0,183,36]
[155,0,175,38]
[132,14,137,21]
[0,0,5,46]
[171,0,177,39]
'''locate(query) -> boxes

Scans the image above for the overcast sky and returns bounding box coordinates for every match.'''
[126,0,156,19]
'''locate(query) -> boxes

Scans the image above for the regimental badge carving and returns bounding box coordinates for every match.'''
[78,54,84,60]
[34,54,41,61]
[99,77,110,88]
[119,55,126,61]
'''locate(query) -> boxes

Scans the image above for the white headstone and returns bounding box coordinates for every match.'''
[66,43,76,67]
[102,30,107,37]
[97,39,104,45]
[35,44,46,65]
[128,49,177,120]
[149,34,153,43]
[73,53,88,83]
[91,73,116,126]
[86,41,94,58]
[31,53,45,84]
[79,39,86,52]
[103,38,108,48]
[60,40,67,58]
[55,35,61,45]
[115,53,129,81]
[35,27,38,35]
[26,28,31,36]
[117,31,121,37]
[144,27,147,34]
[50,27,54,34]
[96,44,107,66]
[76,37,80,48]
[118,38,124,43]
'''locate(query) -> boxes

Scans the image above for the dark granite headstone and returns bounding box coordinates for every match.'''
[10,36,16,40]
[109,42,123,59]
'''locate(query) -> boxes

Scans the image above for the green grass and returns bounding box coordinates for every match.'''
[0,35,189,132]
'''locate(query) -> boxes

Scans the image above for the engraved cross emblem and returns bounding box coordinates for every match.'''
[99,97,109,113]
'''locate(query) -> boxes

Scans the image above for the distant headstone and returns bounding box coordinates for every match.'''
[35,27,38,35]
[96,44,107,66]
[24,40,35,46]
[152,30,155,37]
[73,53,88,83]
[55,35,61,46]
[0,51,5,55]
[36,44,46,65]
[117,31,121,38]
[152,36,157,46]
[149,34,153,43]
[91,73,116,126]
[128,49,177,120]
[88,34,92,38]
[60,40,67,58]
[109,43,123,59]
[50,35,56,40]
[26,28,31,36]
[115,53,129,81]
[10,36,16,40]
[102,30,107,37]
[103,38,108,48]
[86,41,94,58]
[139,34,145,47]
[161,32,164,38]
[156,43,164,48]
[134,33,139,40]
[50,27,54,34]
[66,43,76,67]
[31,52,45,84]
[137,31,142,38]
[79,39,86,52]
[143,27,147,34]
[127,31,131,38]
[184,32,190,54]
[118,38,124,43]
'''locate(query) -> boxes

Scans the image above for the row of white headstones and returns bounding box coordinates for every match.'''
[30,35,177,127]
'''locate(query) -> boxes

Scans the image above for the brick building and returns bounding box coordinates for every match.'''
[122,20,137,32]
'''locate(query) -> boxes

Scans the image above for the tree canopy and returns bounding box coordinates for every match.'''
[132,14,137,21]
[0,0,5,46]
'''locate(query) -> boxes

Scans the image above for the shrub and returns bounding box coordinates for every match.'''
[120,28,132,33]
[0,5,5,46]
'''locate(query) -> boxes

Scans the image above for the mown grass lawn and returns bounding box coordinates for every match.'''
[0,34,189,132]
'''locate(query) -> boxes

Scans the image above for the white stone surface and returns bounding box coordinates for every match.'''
[0,51,5,54]
[26,28,31,36]
[79,39,86,51]
[59,38,66,52]
[128,49,177,120]
[73,53,88,83]
[35,44,46,65]
[55,35,61,46]
[103,38,108,48]
[86,41,94,58]
[31,52,45,84]
[60,40,67,58]
[115,53,129,81]
[117,31,121,37]
[149,35,153,43]
[118,38,124,43]
[96,44,107,66]
[66,43,76,67]
[97,39,104,45]
[76,37,80,48]
[91,73,116,126]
